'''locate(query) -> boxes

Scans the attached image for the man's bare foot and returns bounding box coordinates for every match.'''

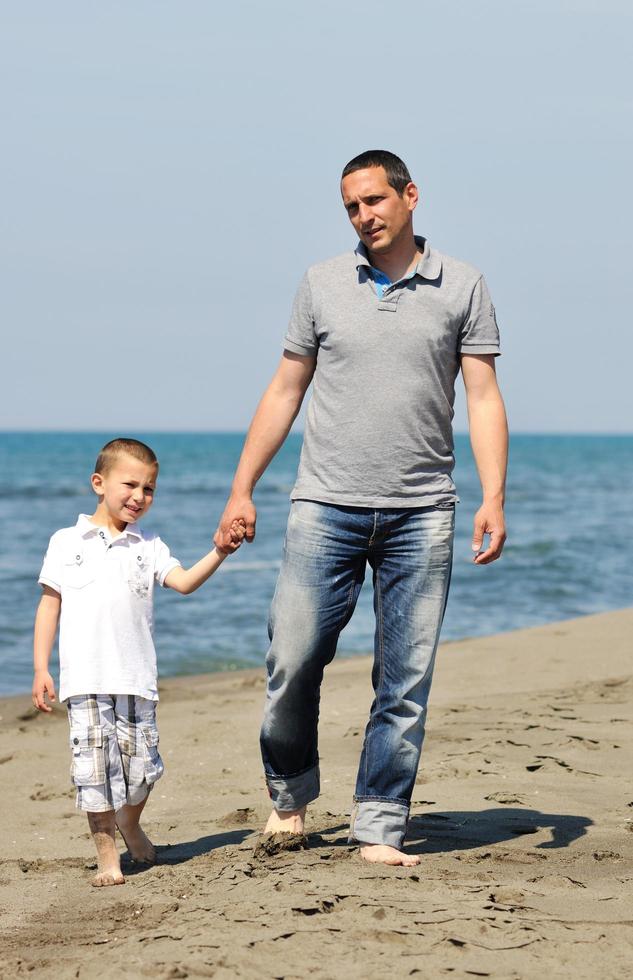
[359,844,420,867]
[116,802,156,864]
[264,806,306,834]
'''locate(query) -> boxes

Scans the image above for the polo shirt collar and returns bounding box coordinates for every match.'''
[412,236,442,280]
[354,236,442,281]
[76,514,143,540]
[354,242,373,270]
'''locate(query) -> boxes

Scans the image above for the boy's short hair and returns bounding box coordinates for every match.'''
[95,438,158,476]
[341,150,412,196]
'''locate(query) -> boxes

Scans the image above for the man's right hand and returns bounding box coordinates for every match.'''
[214,495,257,553]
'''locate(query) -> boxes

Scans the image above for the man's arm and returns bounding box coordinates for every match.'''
[32,586,61,712]
[214,351,316,552]
[461,353,508,565]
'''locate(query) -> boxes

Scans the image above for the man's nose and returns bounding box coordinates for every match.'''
[358,203,373,226]
[133,488,144,501]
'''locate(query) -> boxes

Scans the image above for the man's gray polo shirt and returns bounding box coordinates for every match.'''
[284,237,500,508]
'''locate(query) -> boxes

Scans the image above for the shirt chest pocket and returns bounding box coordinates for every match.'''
[62,551,95,590]
[128,550,152,599]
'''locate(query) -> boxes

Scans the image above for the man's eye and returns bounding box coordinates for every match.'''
[144,487,155,495]
[124,482,135,488]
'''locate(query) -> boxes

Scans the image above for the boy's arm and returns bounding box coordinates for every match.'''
[164,523,246,595]
[32,586,61,712]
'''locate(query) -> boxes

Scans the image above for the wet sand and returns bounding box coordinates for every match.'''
[1,609,632,979]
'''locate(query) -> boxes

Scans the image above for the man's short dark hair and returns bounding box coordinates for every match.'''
[341,150,412,195]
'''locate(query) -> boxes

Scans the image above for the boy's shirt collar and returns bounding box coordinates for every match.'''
[76,514,143,540]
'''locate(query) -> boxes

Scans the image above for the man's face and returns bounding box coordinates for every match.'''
[341,166,418,255]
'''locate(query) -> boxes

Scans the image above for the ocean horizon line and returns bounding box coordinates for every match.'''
[2,429,632,438]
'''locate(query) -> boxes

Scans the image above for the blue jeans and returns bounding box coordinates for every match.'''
[260,500,454,849]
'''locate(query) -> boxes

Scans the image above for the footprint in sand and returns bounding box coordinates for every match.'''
[17,857,87,873]
[566,735,600,749]
[528,874,586,888]
[485,792,527,805]
[493,850,549,865]
[488,886,527,905]
[593,850,621,861]
[29,785,74,802]
[217,808,256,827]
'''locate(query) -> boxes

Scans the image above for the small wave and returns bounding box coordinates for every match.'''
[0,485,91,500]
[220,561,281,573]
[256,484,294,496]
[504,540,557,556]
[0,482,293,501]
[158,483,292,497]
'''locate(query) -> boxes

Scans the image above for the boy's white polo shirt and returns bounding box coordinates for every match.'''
[39,515,181,702]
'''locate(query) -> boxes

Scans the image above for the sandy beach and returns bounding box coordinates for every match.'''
[1,609,631,979]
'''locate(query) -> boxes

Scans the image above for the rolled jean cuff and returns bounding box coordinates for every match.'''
[349,798,410,849]
[265,765,320,811]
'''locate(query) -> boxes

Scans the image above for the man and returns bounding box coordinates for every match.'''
[215,150,507,866]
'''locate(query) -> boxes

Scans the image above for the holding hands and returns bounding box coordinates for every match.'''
[215,496,257,554]
[216,516,249,554]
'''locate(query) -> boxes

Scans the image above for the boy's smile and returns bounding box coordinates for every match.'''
[90,454,158,534]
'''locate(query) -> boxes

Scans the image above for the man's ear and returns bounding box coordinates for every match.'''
[405,181,419,212]
[91,472,104,497]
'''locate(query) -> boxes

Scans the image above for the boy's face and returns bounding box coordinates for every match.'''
[91,454,158,526]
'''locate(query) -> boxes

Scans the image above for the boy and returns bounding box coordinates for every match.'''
[32,437,244,887]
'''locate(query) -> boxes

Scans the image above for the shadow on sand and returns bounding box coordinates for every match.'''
[405,807,593,853]
[121,828,254,874]
[306,809,592,855]
[121,808,593,874]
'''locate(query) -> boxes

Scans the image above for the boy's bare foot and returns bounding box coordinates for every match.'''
[116,801,156,864]
[359,844,420,867]
[92,869,125,887]
[88,810,125,886]
[117,821,156,863]
[264,805,306,834]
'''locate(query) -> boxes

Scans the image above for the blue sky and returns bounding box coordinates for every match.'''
[2,1,631,432]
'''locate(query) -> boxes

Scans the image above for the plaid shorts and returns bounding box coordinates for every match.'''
[67,694,164,812]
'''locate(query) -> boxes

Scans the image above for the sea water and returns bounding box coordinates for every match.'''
[1,432,631,695]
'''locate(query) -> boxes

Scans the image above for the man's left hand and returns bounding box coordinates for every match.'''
[471,501,506,565]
